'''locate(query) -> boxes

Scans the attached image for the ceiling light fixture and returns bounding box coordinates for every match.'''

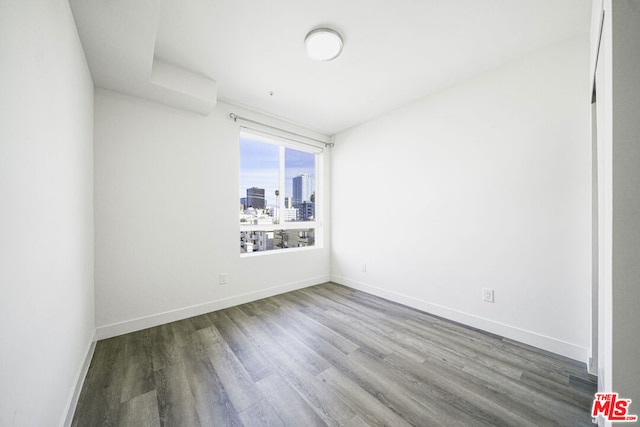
[304,28,343,61]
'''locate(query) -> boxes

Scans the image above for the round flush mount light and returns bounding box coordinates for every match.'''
[304,28,343,61]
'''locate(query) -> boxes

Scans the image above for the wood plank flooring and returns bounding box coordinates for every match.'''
[72,282,596,426]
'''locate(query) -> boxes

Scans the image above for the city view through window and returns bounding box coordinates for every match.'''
[239,134,317,253]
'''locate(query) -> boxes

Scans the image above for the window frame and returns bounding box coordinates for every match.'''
[239,128,324,256]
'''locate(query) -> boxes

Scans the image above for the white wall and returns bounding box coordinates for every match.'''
[331,37,591,361]
[0,1,95,426]
[94,90,331,337]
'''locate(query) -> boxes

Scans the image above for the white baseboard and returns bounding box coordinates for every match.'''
[61,330,97,427]
[96,275,330,340]
[331,275,589,364]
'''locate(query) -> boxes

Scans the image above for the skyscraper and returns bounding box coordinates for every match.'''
[246,187,265,209]
[292,174,313,205]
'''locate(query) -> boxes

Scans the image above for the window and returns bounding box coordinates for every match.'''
[239,129,322,254]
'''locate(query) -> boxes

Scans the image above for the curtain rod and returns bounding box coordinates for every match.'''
[229,112,334,148]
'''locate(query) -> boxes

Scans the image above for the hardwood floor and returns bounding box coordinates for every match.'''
[72,282,596,426]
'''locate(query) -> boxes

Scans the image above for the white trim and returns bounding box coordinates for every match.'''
[331,275,589,363]
[96,275,329,339]
[60,330,97,427]
[239,222,318,232]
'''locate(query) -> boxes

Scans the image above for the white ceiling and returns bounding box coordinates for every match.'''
[70,0,590,135]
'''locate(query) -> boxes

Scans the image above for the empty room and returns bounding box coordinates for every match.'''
[2,0,640,426]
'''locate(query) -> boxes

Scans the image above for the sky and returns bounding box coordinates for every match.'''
[240,136,315,208]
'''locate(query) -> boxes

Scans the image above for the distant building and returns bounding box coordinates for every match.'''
[254,231,274,251]
[241,228,315,253]
[240,230,273,253]
[284,197,293,208]
[294,201,315,221]
[272,207,298,222]
[240,197,247,209]
[292,174,313,205]
[240,208,273,225]
[246,187,265,209]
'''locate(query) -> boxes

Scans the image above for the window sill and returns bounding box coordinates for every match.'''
[240,244,322,258]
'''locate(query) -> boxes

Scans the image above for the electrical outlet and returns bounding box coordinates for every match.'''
[482,288,494,303]
[361,263,367,273]
[220,273,228,285]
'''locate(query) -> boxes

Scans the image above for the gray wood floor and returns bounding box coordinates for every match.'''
[72,282,596,426]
